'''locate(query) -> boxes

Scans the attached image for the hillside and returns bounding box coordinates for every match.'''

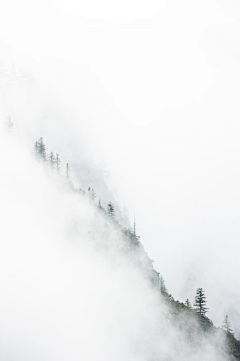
[1,124,240,361]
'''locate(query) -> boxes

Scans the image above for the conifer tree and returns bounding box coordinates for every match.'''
[222,315,233,334]
[185,299,192,308]
[35,137,47,161]
[34,141,39,157]
[48,152,56,169]
[66,163,70,179]
[55,153,61,172]
[194,288,208,317]
[160,275,168,296]
[108,202,115,219]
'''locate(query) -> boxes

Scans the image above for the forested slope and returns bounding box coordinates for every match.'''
[3,121,240,361]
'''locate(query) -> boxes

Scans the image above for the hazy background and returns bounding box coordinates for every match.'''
[0,0,240,336]
[0,123,229,361]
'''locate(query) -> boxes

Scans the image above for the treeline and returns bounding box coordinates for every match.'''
[34,136,239,359]
[159,278,240,358]
[33,136,139,244]
[5,120,240,360]
[34,137,62,173]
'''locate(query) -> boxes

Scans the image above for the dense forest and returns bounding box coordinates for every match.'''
[5,119,240,360]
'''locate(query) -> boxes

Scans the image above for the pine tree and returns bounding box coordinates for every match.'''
[66,163,70,179]
[194,288,208,317]
[34,141,39,157]
[185,299,192,308]
[222,315,233,334]
[108,202,115,220]
[48,152,56,169]
[35,137,47,161]
[55,153,61,172]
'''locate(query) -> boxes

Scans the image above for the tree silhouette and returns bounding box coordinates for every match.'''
[185,299,192,308]
[35,137,47,161]
[108,202,115,219]
[222,315,233,334]
[48,152,56,169]
[55,153,61,172]
[194,288,208,317]
[66,163,70,179]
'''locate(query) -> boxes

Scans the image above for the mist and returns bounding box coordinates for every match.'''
[0,0,240,358]
[0,122,233,361]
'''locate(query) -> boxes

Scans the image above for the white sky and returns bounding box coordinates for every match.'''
[1,0,240,333]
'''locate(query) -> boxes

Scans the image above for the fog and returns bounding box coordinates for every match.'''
[0,0,240,354]
[0,122,231,361]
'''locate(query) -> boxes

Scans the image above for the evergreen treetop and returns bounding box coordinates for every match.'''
[66,163,70,179]
[194,288,208,317]
[108,202,115,219]
[48,152,56,169]
[185,299,192,308]
[222,315,233,334]
[35,137,47,161]
[55,153,61,172]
